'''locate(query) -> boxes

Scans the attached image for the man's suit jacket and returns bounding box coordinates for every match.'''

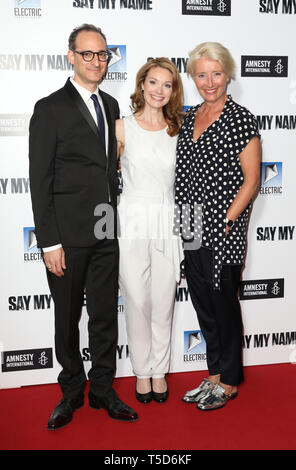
[29,78,120,249]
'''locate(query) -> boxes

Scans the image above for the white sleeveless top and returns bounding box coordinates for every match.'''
[118,114,183,281]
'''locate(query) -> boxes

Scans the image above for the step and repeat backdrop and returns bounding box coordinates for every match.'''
[1,0,296,389]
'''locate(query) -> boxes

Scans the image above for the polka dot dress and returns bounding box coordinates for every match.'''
[175,95,260,290]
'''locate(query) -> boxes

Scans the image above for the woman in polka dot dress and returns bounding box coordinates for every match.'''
[175,42,261,410]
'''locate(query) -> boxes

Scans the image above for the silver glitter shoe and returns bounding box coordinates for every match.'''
[197,383,238,411]
[182,378,213,404]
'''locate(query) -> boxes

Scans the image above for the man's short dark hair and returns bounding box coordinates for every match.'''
[68,24,107,50]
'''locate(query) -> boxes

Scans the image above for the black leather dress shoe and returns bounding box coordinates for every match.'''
[89,390,138,422]
[135,390,153,404]
[47,396,84,430]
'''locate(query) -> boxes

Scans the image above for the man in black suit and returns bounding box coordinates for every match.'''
[29,24,138,430]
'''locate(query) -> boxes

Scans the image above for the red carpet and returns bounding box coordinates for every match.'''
[0,363,295,451]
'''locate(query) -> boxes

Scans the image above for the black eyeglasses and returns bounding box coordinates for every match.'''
[72,50,112,62]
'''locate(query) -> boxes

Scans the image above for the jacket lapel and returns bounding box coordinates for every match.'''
[64,78,107,156]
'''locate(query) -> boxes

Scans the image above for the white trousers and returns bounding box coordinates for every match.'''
[119,238,176,379]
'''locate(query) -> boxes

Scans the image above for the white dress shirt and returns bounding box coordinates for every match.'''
[43,77,108,253]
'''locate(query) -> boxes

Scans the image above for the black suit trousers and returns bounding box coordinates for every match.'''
[46,238,119,401]
[185,247,244,386]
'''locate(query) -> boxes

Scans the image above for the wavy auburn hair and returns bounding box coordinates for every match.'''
[130,58,184,137]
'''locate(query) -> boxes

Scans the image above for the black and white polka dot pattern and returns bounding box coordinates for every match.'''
[175,95,260,290]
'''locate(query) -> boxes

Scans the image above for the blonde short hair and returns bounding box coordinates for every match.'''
[186,42,236,79]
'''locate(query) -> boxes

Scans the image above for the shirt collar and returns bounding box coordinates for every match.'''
[70,77,99,104]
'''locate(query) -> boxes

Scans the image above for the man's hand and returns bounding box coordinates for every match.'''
[43,247,66,277]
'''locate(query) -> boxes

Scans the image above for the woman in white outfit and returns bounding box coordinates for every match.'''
[116,58,184,404]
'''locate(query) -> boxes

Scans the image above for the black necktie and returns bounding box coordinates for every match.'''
[91,94,105,149]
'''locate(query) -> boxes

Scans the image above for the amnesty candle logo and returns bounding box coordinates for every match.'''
[0,114,29,136]
[184,330,207,362]
[182,0,231,16]
[239,279,284,300]
[241,56,288,77]
[1,348,53,372]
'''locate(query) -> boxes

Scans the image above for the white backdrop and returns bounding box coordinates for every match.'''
[1,0,295,389]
